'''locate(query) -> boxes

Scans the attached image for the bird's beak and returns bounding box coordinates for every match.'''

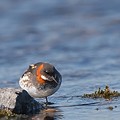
[51,76,58,84]
[41,75,58,84]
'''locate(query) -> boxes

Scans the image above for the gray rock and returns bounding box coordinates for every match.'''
[0,88,43,114]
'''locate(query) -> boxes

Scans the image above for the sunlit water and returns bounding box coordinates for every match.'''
[0,0,120,120]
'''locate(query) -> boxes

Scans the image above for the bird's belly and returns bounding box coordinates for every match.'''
[29,87,58,98]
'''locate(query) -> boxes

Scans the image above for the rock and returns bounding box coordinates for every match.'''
[0,88,43,114]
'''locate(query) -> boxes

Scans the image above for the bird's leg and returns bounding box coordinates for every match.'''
[45,97,54,107]
[45,97,48,105]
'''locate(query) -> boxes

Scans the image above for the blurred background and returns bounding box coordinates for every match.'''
[0,0,120,119]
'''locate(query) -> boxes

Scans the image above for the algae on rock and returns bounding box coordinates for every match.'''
[83,86,120,99]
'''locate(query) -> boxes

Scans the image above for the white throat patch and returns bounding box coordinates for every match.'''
[41,75,49,80]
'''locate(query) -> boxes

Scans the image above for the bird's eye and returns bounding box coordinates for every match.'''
[44,70,50,74]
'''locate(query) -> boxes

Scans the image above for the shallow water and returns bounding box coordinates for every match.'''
[0,0,120,120]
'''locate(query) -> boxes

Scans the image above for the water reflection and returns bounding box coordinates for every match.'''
[31,107,63,120]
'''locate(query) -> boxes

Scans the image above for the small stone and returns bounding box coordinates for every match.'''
[95,108,99,110]
[107,106,113,110]
[115,106,117,108]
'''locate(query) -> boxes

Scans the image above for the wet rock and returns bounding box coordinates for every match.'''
[0,88,43,114]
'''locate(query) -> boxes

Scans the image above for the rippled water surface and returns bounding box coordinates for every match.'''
[0,0,120,120]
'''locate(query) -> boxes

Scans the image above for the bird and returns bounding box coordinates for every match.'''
[19,62,62,104]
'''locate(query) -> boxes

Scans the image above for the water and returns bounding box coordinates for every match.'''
[0,0,120,119]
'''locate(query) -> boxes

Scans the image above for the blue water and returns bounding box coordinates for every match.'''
[0,0,120,120]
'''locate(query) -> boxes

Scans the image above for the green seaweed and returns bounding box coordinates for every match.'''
[83,86,120,99]
[0,108,22,119]
[0,109,29,119]
[0,109,14,119]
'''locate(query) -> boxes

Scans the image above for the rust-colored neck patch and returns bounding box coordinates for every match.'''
[36,64,45,84]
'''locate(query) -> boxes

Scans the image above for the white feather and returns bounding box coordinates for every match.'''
[41,75,48,80]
